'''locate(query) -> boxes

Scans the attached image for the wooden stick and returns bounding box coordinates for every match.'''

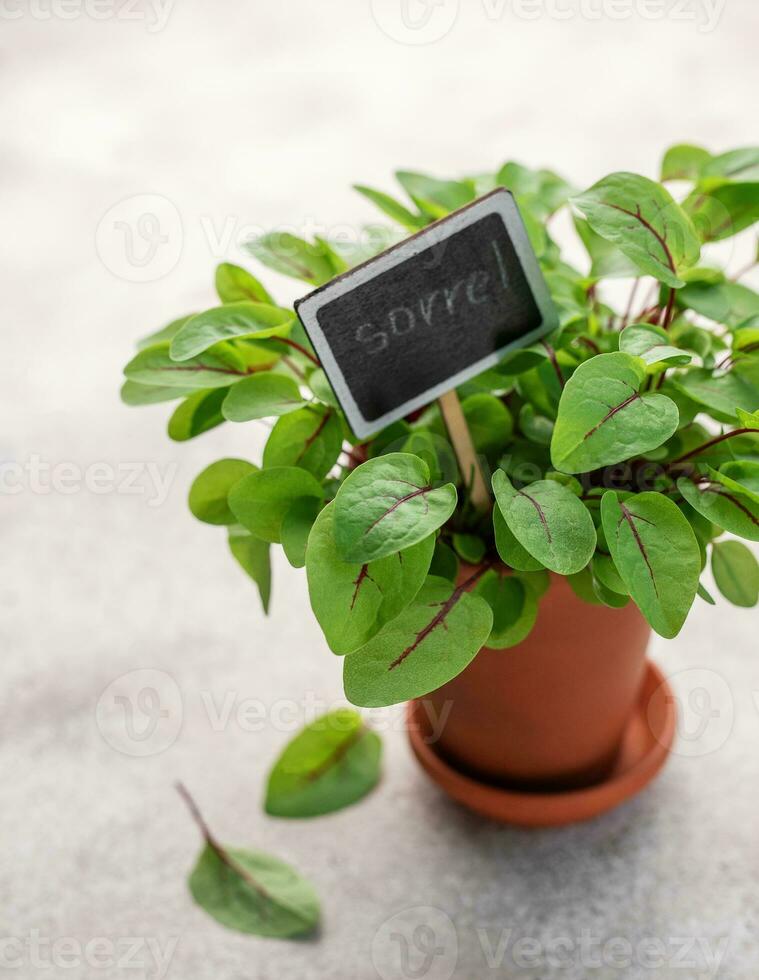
[437,389,490,511]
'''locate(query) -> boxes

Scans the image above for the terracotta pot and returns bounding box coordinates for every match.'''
[419,570,652,791]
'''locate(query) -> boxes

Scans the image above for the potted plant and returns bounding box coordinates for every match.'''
[122,146,759,825]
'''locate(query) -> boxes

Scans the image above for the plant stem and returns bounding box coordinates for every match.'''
[621,277,640,328]
[660,288,677,330]
[541,340,565,388]
[277,338,320,366]
[667,428,753,468]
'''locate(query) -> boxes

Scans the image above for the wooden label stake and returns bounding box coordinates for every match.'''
[437,389,490,511]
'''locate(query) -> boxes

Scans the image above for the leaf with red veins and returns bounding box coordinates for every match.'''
[343,575,493,708]
[602,491,700,638]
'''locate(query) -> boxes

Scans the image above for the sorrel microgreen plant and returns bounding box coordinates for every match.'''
[123,145,759,708]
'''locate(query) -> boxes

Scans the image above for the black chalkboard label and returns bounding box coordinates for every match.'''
[295,189,557,438]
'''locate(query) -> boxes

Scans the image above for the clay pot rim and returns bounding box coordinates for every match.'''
[407,661,676,828]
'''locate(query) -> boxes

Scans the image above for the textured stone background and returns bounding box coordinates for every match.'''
[2,1,758,977]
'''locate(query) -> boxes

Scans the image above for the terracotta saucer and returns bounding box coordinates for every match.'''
[407,662,676,828]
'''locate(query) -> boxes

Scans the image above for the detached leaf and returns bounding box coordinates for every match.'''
[222,374,305,422]
[333,453,457,563]
[229,467,324,543]
[170,303,292,361]
[678,472,759,541]
[343,575,493,707]
[306,505,434,655]
[168,388,227,441]
[215,263,274,305]
[179,786,319,938]
[189,458,257,526]
[263,407,342,480]
[124,342,245,390]
[660,143,712,182]
[601,491,701,638]
[551,353,679,473]
[619,323,692,367]
[228,525,271,613]
[712,540,759,607]
[264,709,381,818]
[246,232,338,285]
[492,471,596,575]
[473,570,538,648]
[572,172,700,287]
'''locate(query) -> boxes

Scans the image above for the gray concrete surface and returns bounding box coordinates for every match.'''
[2,2,759,977]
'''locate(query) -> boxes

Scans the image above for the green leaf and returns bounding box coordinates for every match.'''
[215,263,274,304]
[343,575,493,707]
[222,373,305,422]
[124,342,245,390]
[698,581,716,604]
[264,709,382,818]
[593,553,629,596]
[332,453,457,563]
[679,281,759,329]
[120,380,196,406]
[473,570,538,648]
[619,323,693,367]
[493,506,544,571]
[551,353,679,473]
[137,314,194,350]
[660,143,712,182]
[737,408,759,430]
[571,172,700,287]
[678,472,759,541]
[168,388,227,441]
[673,369,759,421]
[228,525,271,613]
[452,533,486,565]
[305,505,434,655]
[719,461,759,502]
[307,368,340,408]
[492,470,596,575]
[601,491,701,638]
[496,162,573,218]
[429,539,459,582]
[170,303,292,361]
[684,183,759,243]
[353,184,425,231]
[702,147,759,182]
[519,403,554,445]
[712,540,759,607]
[281,497,322,568]
[229,467,324,543]
[188,841,319,938]
[460,394,513,455]
[189,458,257,526]
[395,170,475,215]
[263,407,342,479]
[573,217,638,279]
[246,232,338,285]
